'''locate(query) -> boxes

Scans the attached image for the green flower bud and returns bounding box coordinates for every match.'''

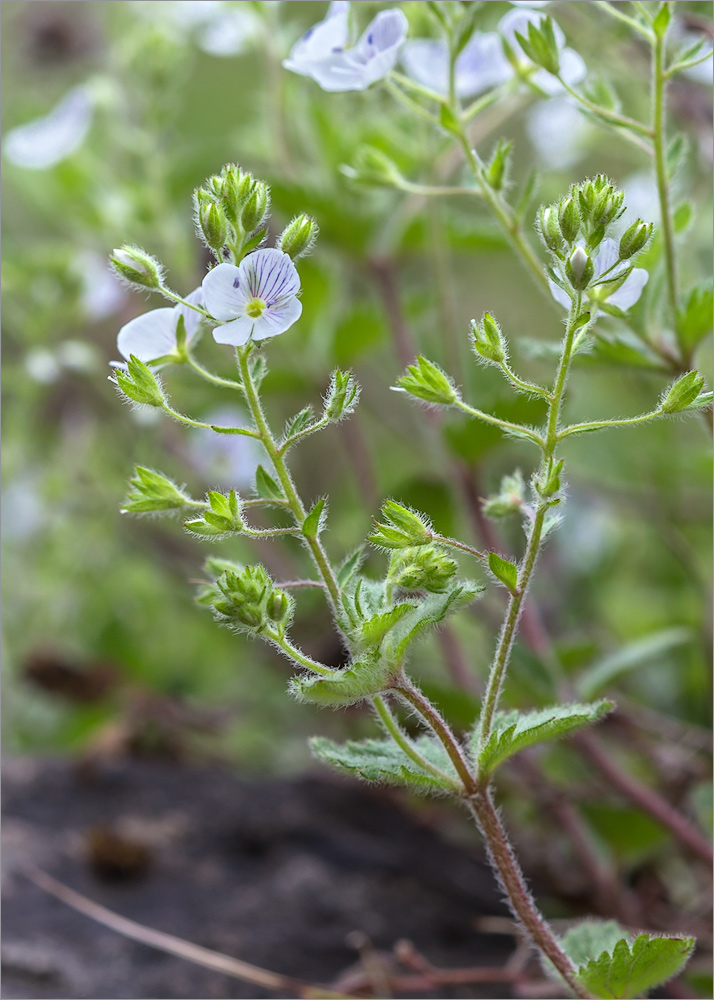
[368,500,432,550]
[515,16,561,76]
[265,588,292,626]
[566,246,594,290]
[558,197,581,243]
[388,545,457,594]
[471,313,507,364]
[122,466,194,514]
[539,206,564,254]
[482,470,526,519]
[660,371,707,414]
[110,246,164,289]
[241,181,270,233]
[349,146,404,188]
[279,214,319,259]
[197,201,228,251]
[396,356,459,406]
[618,220,652,261]
[534,458,564,500]
[220,164,253,224]
[486,138,512,191]
[213,565,273,631]
[324,370,360,421]
[113,355,166,407]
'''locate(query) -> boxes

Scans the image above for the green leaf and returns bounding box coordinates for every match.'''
[290,654,392,707]
[383,585,483,665]
[475,701,613,776]
[677,284,713,353]
[310,735,458,793]
[302,498,327,540]
[672,201,693,234]
[576,627,691,699]
[488,552,519,594]
[652,2,671,39]
[254,465,284,502]
[336,547,365,589]
[667,132,688,179]
[439,102,461,136]
[184,518,226,536]
[359,603,413,649]
[283,406,314,440]
[576,933,695,999]
[561,920,629,968]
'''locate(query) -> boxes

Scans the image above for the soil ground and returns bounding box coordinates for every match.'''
[2,757,517,999]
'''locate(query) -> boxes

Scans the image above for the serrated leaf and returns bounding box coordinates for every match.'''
[359,603,413,648]
[577,933,695,999]
[475,701,613,776]
[336,547,365,588]
[383,585,483,664]
[488,552,519,594]
[576,627,691,699]
[302,498,326,540]
[290,654,392,707]
[255,465,284,502]
[561,920,629,968]
[309,735,458,793]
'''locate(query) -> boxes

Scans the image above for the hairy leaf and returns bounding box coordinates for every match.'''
[576,933,695,999]
[309,735,458,793]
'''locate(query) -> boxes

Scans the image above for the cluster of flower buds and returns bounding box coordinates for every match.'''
[471,313,507,365]
[387,545,457,594]
[323,370,360,422]
[110,246,164,290]
[194,163,271,256]
[205,563,293,635]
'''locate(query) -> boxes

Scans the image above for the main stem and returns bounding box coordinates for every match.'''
[478,292,582,751]
[652,28,679,335]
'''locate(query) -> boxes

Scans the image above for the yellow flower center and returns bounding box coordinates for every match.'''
[246,297,266,319]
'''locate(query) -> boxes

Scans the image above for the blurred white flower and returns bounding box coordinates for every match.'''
[284,2,408,92]
[77,251,127,320]
[202,250,302,347]
[509,1,550,6]
[25,340,99,384]
[117,287,204,363]
[25,349,61,385]
[130,1,259,56]
[526,95,589,169]
[4,86,93,170]
[402,33,511,99]
[621,172,660,227]
[549,238,648,312]
[499,8,586,95]
[187,407,263,490]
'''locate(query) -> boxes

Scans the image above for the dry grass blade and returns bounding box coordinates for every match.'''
[25,866,358,1000]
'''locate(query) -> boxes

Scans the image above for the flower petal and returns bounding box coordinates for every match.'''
[558,47,587,87]
[456,32,513,97]
[4,86,93,170]
[548,280,571,310]
[609,269,648,311]
[526,96,587,168]
[401,39,450,96]
[283,3,350,76]
[175,286,205,341]
[354,9,409,87]
[251,297,303,341]
[117,308,180,362]
[212,316,256,347]
[202,262,246,321]
[240,248,300,302]
[594,238,619,277]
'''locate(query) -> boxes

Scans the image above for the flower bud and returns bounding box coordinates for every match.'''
[110,246,163,289]
[197,201,228,251]
[112,354,166,407]
[533,458,564,500]
[486,139,512,191]
[279,214,319,259]
[618,220,652,261]
[482,470,526,519]
[396,356,459,406]
[514,17,561,76]
[241,181,270,233]
[388,545,457,594]
[324,369,360,421]
[471,313,506,364]
[368,500,431,550]
[122,466,193,514]
[539,206,563,254]
[566,246,593,290]
[265,589,292,626]
[558,197,580,243]
[660,371,707,414]
[221,164,253,224]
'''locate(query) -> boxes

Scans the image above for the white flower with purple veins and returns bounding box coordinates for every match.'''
[550,239,648,312]
[4,86,93,170]
[499,9,586,95]
[402,33,512,99]
[117,288,204,363]
[283,1,408,92]
[202,249,302,347]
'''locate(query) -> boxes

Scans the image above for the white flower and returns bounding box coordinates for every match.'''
[78,251,127,320]
[499,9,586,95]
[526,96,589,169]
[117,287,204,363]
[202,249,302,347]
[402,32,511,99]
[549,239,648,312]
[283,2,408,92]
[4,86,93,170]
[130,0,258,56]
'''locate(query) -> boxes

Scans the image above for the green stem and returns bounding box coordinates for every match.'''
[478,293,583,752]
[162,403,260,437]
[499,361,553,400]
[236,347,341,609]
[384,79,440,125]
[158,286,213,319]
[556,78,654,139]
[187,355,243,390]
[594,0,654,40]
[279,417,331,455]
[373,695,461,791]
[429,533,488,563]
[652,27,680,334]
[558,407,664,439]
[455,399,545,448]
[267,630,338,677]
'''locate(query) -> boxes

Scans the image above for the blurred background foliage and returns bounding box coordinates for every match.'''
[1,1,712,977]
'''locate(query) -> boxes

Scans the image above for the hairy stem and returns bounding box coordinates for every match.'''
[652,26,680,335]
[373,695,461,791]
[468,790,594,999]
